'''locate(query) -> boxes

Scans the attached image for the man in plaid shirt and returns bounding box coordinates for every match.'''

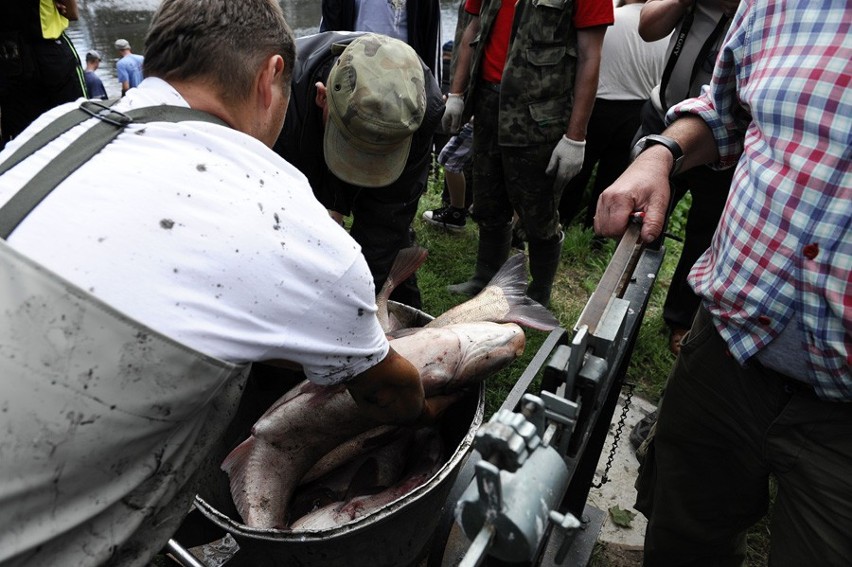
[595,0,850,563]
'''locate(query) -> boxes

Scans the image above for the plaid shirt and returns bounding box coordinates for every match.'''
[668,0,851,400]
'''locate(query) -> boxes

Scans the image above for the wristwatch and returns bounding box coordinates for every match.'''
[631,134,685,177]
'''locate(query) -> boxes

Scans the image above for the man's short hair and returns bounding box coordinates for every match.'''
[86,50,102,62]
[143,0,296,104]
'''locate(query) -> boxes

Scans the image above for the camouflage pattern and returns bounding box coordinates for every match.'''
[325,33,427,188]
[464,0,578,148]
[471,87,564,240]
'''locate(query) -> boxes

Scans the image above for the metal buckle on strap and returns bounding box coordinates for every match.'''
[79,100,133,127]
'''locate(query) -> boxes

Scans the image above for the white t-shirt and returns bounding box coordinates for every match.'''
[596,3,670,101]
[0,78,389,385]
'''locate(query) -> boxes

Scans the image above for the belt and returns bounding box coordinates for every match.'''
[479,80,501,93]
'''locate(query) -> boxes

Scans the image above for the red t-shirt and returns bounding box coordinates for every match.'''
[465,0,613,83]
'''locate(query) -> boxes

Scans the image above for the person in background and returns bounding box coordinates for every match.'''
[442,0,613,307]
[114,38,144,95]
[423,118,473,232]
[319,0,442,78]
[595,0,851,563]
[0,0,86,149]
[0,2,452,564]
[274,31,444,310]
[83,50,108,100]
[558,0,669,231]
[637,0,740,356]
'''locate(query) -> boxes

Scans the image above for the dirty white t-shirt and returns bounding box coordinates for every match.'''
[0,77,389,385]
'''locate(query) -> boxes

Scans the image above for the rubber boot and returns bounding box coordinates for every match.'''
[447,223,513,296]
[526,231,564,307]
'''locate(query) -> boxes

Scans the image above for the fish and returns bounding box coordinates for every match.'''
[426,252,560,331]
[391,322,525,396]
[299,425,399,486]
[376,246,429,333]
[288,427,414,524]
[289,428,445,531]
[221,321,525,529]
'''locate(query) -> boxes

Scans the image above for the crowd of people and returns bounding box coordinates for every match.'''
[0,0,848,565]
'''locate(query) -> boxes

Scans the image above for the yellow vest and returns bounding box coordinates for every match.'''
[39,0,68,40]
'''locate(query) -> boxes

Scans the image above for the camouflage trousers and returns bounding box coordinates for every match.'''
[470,84,563,241]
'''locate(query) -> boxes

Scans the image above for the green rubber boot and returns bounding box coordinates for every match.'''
[447,223,513,297]
[526,231,564,307]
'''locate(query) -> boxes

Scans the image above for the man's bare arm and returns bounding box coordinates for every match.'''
[565,26,606,142]
[594,114,719,243]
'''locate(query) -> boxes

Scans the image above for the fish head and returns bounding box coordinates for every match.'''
[448,322,525,387]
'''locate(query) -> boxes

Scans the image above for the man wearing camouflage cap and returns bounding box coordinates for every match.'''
[275,32,444,309]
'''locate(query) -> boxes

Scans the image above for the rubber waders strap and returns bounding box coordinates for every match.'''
[0,100,228,239]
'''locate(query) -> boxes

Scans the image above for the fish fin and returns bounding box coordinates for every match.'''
[387,246,429,294]
[488,253,560,331]
[377,246,429,333]
[221,436,256,522]
[386,326,425,339]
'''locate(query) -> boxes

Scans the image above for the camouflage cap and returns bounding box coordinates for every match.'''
[324,33,426,188]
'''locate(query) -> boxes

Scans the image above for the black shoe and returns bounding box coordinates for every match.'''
[423,206,466,232]
[630,410,657,451]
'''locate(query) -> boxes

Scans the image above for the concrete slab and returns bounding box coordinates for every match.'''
[586,393,657,552]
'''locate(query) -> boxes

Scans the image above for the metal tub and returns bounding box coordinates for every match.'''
[192,303,485,567]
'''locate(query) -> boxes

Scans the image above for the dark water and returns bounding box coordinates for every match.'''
[71,0,463,99]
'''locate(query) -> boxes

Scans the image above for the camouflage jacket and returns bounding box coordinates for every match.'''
[464,0,578,147]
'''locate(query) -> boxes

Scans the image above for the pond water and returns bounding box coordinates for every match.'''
[72,0,464,99]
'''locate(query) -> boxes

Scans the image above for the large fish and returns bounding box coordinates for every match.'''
[221,321,525,529]
[426,252,559,331]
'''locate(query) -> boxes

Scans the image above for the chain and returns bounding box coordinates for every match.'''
[591,382,635,489]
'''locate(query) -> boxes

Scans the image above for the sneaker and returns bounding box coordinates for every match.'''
[423,206,466,232]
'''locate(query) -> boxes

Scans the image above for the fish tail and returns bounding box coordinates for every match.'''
[490,253,560,331]
[377,245,429,333]
[386,246,429,294]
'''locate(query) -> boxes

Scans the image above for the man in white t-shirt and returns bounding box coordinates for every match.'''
[0,1,450,564]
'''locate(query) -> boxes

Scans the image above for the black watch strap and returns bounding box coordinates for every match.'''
[631,134,685,177]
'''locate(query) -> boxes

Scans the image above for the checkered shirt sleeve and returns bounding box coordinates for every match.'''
[665,0,852,400]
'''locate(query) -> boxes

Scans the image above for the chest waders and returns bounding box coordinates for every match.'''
[0,101,250,566]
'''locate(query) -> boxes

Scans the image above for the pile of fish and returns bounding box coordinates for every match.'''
[221,249,560,531]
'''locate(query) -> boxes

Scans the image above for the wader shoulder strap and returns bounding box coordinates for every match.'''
[0,99,228,239]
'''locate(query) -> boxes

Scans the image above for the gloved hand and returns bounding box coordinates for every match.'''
[441,93,464,134]
[546,135,586,191]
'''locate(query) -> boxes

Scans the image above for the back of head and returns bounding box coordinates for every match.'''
[143,0,296,104]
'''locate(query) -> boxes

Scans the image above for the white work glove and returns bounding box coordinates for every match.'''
[546,135,586,191]
[441,93,465,134]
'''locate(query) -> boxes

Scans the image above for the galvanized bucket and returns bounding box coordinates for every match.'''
[193,302,485,567]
